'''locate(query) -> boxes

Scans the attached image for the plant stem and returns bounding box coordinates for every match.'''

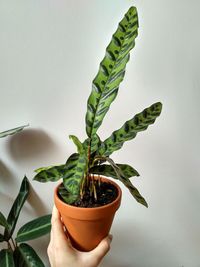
[10,237,16,250]
[7,240,13,251]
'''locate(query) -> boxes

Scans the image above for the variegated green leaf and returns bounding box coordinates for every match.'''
[16,214,51,243]
[58,184,78,204]
[90,163,139,179]
[69,135,84,153]
[90,134,101,154]
[86,6,139,138]
[14,243,44,267]
[0,249,15,267]
[83,134,101,155]
[63,152,87,196]
[0,124,28,138]
[4,176,29,241]
[99,102,162,156]
[33,164,67,182]
[94,160,147,207]
[121,177,148,207]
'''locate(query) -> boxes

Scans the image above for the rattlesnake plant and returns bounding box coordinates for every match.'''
[34,6,162,208]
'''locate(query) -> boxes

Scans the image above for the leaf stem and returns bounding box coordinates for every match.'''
[10,237,16,250]
[7,240,14,252]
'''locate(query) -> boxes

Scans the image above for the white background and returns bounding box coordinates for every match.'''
[0,0,200,266]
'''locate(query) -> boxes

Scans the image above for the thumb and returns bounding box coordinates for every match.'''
[90,235,113,262]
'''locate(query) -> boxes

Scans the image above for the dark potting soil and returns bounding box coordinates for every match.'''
[59,181,118,208]
[72,181,118,208]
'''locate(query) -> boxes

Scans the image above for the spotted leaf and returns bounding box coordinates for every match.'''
[90,163,139,179]
[33,164,67,182]
[90,163,147,207]
[63,152,87,197]
[86,6,139,138]
[99,102,162,156]
[69,135,84,153]
[58,184,78,204]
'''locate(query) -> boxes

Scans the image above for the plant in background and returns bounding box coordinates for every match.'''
[34,6,162,208]
[0,125,29,139]
[0,176,51,266]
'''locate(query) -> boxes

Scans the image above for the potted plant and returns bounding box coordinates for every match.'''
[0,176,51,266]
[34,6,162,251]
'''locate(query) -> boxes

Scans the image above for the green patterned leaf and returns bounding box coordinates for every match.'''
[58,184,78,204]
[90,134,101,154]
[63,152,87,196]
[86,6,139,138]
[121,177,148,207]
[83,134,101,155]
[33,164,67,182]
[14,243,44,267]
[90,163,139,178]
[4,176,29,241]
[69,135,84,153]
[99,102,162,156]
[0,249,15,267]
[92,160,147,207]
[0,211,9,230]
[0,124,29,138]
[15,214,51,243]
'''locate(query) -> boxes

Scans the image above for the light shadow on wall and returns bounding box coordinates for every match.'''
[0,160,15,185]
[7,128,58,163]
[28,182,49,216]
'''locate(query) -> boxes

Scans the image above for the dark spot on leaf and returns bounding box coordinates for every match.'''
[106,50,116,61]
[143,109,148,118]
[134,116,139,125]
[124,123,129,133]
[101,80,106,85]
[114,50,119,55]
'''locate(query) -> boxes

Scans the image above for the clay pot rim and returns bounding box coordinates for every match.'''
[55,176,122,211]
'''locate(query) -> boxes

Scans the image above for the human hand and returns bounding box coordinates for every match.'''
[48,205,112,267]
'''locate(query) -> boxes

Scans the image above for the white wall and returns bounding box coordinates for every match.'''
[0,0,200,266]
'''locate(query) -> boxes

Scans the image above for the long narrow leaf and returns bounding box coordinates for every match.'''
[14,243,44,267]
[63,152,87,197]
[4,176,29,241]
[83,134,101,155]
[69,135,84,153]
[0,211,9,230]
[58,184,78,204]
[0,124,28,138]
[33,164,67,182]
[94,160,148,207]
[0,249,15,267]
[99,102,162,156]
[15,214,51,243]
[119,176,148,207]
[90,163,139,179]
[86,6,139,138]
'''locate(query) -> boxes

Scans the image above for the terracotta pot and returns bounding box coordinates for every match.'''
[54,177,122,251]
